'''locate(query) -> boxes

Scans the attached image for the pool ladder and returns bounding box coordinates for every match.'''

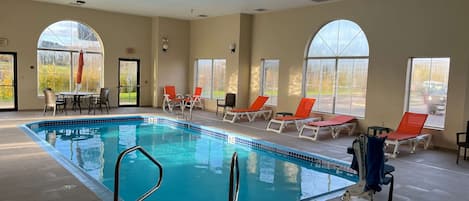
[113,149,239,201]
[229,152,240,201]
[114,146,163,201]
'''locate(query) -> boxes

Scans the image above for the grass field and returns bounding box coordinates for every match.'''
[119,92,137,105]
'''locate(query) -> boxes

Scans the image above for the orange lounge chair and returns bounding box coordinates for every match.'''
[299,115,356,141]
[266,98,321,133]
[184,87,203,110]
[380,112,431,158]
[223,96,272,123]
[162,85,183,112]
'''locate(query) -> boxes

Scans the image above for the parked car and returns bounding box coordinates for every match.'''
[422,81,447,115]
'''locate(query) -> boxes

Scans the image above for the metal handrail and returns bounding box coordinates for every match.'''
[114,146,163,201]
[228,152,240,201]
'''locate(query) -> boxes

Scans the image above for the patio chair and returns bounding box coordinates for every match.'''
[88,88,110,115]
[342,134,394,201]
[43,88,66,116]
[162,85,183,112]
[184,87,203,110]
[456,121,469,164]
[223,96,271,123]
[298,115,356,141]
[266,98,320,133]
[380,112,430,158]
[216,93,236,116]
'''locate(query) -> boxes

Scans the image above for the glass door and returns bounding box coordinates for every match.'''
[118,59,140,106]
[0,52,17,111]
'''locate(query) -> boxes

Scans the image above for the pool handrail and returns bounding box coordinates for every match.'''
[228,152,240,201]
[114,145,163,201]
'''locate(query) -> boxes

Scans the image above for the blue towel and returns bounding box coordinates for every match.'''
[365,136,386,192]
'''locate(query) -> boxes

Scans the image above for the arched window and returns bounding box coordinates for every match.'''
[304,19,369,117]
[37,20,103,95]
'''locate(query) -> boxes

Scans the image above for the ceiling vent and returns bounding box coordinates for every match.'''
[254,8,268,12]
[70,0,86,6]
[311,0,330,3]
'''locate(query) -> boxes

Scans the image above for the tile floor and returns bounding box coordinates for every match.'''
[0,107,468,201]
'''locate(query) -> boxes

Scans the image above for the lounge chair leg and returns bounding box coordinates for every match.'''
[331,126,340,139]
[409,140,418,154]
[457,147,460,164]
[299,126,306,138]
[423,134,432,149]
[278,122,285,133]
[349,123,357,136]
[392,142,399,158]
[299,125,319,141]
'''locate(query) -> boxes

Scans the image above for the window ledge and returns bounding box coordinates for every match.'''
[423,126,444,131]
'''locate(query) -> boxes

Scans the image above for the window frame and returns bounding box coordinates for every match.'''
[36,21,104,96]
[194,58,226,100]
[260,59,280,106]
[405,57,450,129]
[302,19,369,118]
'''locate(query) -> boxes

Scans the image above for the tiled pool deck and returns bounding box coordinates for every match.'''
[0,107,468,201]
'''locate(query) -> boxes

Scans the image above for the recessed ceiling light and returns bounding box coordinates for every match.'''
[198,14,208,18]
[254,8,268,12]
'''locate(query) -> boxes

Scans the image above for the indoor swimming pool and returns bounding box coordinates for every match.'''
[24,116,356,201]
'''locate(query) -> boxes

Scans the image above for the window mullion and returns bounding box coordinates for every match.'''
[70,51,73,92]
[318,59,323,110]
[333,58,338,114]
[350,59,355,114]
[211,59,214,99]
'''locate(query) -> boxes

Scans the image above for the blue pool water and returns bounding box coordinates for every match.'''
[27,117,355,201]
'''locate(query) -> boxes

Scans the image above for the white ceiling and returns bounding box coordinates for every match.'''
[33,0,340,20]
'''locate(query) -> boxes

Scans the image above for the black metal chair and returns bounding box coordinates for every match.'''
[88,88,110,115]
[456,121,469,164]
[216,93,236,116]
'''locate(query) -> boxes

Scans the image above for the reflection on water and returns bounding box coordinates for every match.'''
[33,121,354,201]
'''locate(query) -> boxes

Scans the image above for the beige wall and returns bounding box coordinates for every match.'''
[153,17,190,107]
[189,14,249,111]
[249,0,469,149]
[0,0,152,109]
[237,14,253,110]
[2,0,468,149]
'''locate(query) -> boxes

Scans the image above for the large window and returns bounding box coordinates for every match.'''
[304,20,369,117]
[407,58,450,129]
[260,59,279,105]
[37,20,103,95]
[195,59,226,99]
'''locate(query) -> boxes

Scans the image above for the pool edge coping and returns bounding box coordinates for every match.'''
[19,124,114,201]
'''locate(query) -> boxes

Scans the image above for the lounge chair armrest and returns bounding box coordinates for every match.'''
[457,132,466,143]
[217,98,225,104]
